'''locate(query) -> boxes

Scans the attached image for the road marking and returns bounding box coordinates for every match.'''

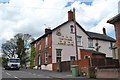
[5,71,21,80]
[6,72,11,76]
[14,76,22,80]
[66,74,72,76]
[14,76,19,79]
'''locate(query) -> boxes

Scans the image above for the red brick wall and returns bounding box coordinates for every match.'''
[40,34,52,65]
[48,34,52,64]
[92,55,105,59]
[114,21,120,65]
[80,50,92,60]
[41,38,45,65]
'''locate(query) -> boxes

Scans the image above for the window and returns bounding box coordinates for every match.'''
[39,44,41,50]
[77,36,82,46]
[45,52,48,64]
[88,39,93,48]
[70,25,74,33]
[70,56,75,61]
[84,55,89,59]
[38,55,41,65]
[45,37,48,48]
[56,49,62,63]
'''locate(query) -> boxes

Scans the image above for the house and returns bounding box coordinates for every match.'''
[107,13,120,66]
[31,10,116,71]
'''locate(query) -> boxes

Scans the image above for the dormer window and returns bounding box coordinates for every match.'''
[70,25,74,33]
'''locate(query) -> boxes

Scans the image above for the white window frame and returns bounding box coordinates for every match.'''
[77,36,82,46]
[45,37,48,48]
[45,52,48,64]
[70,25,74,33]
[88,39,93,48]
[56,49,62,63]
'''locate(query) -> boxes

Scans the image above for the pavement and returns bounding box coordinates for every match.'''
[22,68,85,78]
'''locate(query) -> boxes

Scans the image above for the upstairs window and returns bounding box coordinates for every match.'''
[77,36,82,46]
[45,36,48,48]
[70,25,74,33]
[88,39,93,48]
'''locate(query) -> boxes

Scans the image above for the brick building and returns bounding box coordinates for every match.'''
[107,13,120,66]
[31,10,116,71]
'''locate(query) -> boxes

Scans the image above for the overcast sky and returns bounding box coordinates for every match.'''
[0,0,119,56]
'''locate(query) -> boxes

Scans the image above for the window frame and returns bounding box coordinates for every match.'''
[88,39,94,48]
[70,25,74,33]
[77,36,82,47]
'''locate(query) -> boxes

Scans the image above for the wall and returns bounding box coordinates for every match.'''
[96,68,120,79]
[41,64,52,71]
[52,21,89,63]
[52,21,76,63]
[114,21,120,65]
[93,40,113,57]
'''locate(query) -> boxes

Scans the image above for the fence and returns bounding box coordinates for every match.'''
[91,58,119,68]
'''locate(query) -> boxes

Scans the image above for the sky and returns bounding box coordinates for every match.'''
[0,0,119,56]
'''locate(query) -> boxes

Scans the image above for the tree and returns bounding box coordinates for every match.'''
[1,33,34,66]
[30,45,35,68]
[1,39,17,58]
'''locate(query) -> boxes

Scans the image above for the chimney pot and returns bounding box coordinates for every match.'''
[68,10,74,21]
[45,28,51,34]
[103,27,106,35]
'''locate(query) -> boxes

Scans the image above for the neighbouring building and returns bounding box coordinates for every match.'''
[107,13,120,66]
[31,10,116,71]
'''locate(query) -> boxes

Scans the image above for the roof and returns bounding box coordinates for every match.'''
[31,20,116,44]
[86,31,116,42]
[31,31,52,44]
[31,20,91,44]
[107,13,120,24]
[81,49,106,55]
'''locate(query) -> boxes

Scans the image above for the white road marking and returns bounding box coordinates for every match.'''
[5,71,21,80]
[66,74,72,76]
[14,76,22,80]
[6,72,11,76]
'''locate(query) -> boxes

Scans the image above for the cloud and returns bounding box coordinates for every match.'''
[0,0,119,54]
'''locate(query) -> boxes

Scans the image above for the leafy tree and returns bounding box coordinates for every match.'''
[1,33,34,66]
[30,45,35,68]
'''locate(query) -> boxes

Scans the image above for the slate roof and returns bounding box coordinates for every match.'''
[81,49,106,55]
[86,31,116,42]
[107,13,120,24]
[31,20,116,44]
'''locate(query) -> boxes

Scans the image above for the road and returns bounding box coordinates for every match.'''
[2,68,52,80]
[2,68,96,80]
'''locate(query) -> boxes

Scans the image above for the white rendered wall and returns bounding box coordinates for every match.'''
[41,64,52,71]
[92,40,113,57]
[52,21,89,63]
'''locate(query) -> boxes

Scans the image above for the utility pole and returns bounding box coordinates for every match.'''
[73,8,78,61]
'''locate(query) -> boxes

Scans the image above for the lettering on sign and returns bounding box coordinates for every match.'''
[58,36,74,46]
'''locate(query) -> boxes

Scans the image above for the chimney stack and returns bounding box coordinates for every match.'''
[45,27,51,34]
[103,27,106,35]
[68,10,74,21]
